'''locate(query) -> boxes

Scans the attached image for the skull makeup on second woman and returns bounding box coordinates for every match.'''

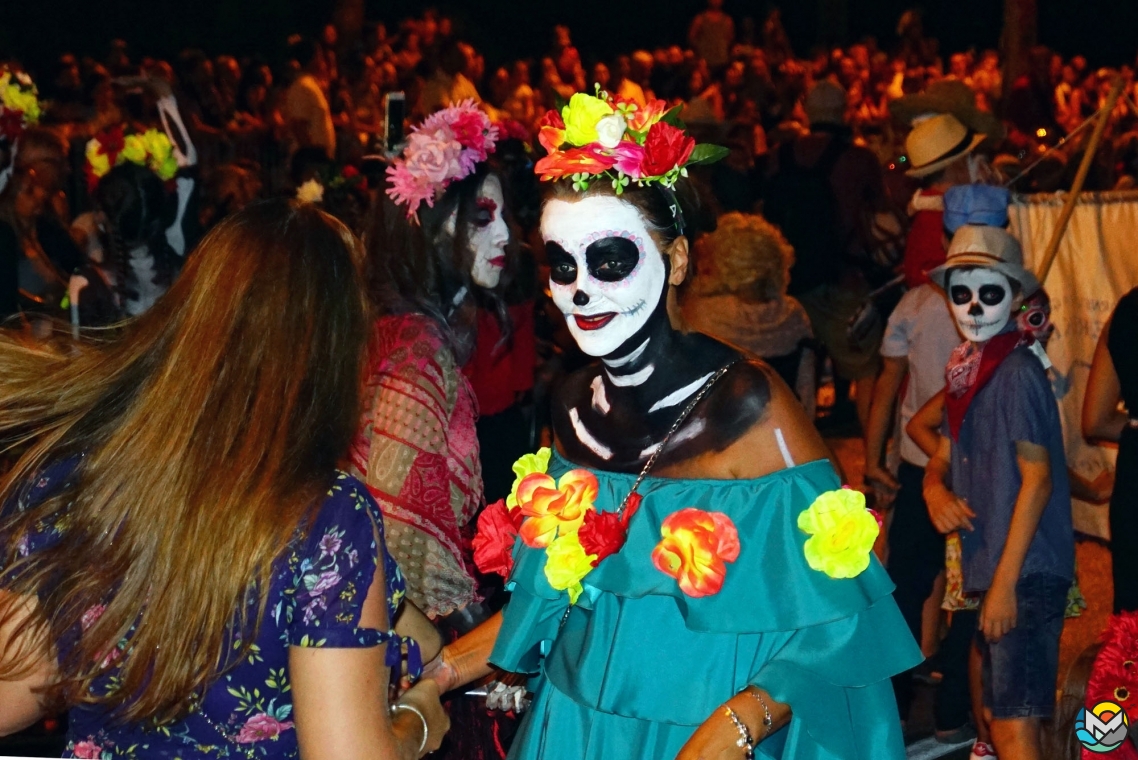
[542,195,668,358]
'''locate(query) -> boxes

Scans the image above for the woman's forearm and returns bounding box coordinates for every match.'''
[430,611,502,692]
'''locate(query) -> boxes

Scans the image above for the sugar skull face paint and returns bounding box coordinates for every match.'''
[468,174,509,289]
[948,268,1014,343]
[542,196,667,357]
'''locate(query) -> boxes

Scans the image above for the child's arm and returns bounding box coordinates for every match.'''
[906,389,946,461]
[864,356,907,495]
[981,441,1053,642]
[922,434,975,534]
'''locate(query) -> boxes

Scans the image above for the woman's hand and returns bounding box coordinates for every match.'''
[395,679,450,756]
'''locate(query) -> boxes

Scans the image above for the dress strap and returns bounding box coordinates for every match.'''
[774,428,795,468]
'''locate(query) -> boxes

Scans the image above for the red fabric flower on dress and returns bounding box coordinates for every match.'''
[638,121,695,178]
[578,509,626,567]
[472,499,524,578]
[651,508,740,597]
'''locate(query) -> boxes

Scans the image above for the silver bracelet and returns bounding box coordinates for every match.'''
[723,706,755,760]
[391,703,429,755]
[745,688,774,737]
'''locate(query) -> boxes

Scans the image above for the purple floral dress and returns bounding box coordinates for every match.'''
[6,461,415,759]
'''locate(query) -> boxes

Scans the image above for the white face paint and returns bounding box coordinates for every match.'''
[947,268,1014,343]
[468,174,509,289]
[541,196,667,358]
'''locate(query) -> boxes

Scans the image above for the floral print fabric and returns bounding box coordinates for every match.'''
[5,462,412,759]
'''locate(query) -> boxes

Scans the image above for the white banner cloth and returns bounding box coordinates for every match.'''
[1009,190,1138,539]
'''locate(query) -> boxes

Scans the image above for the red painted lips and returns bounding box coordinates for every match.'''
[573,312,616,331]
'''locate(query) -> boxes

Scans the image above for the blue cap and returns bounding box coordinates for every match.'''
[943,184,1010,234]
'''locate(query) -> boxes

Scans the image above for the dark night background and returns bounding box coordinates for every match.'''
[3,0,1138,78]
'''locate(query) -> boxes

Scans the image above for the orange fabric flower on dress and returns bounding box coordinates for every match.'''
[516,469,598,548]
[651,508,740,597]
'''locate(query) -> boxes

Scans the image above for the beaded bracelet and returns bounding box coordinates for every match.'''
[392,703,429,756]
[746,688,775,738]
[723,706,756,760]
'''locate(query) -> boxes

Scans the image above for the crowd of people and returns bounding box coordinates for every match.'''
[1,3,1138,760]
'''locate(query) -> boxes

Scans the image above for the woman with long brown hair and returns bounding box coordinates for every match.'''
[0,198,448,759]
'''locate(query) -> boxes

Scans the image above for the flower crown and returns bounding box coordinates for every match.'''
[84,124,178,192]
[534,87,728,193]
[386,100,499,219]
[0,68,42,143]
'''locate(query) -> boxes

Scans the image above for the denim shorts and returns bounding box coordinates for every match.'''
[979,573,1068,720]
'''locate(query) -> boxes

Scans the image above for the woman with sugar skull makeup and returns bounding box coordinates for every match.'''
[423,90,920,760]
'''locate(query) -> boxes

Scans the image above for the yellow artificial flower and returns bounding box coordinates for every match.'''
[120,134,147,165]
[797,488,879,579]
[561,93,615,147]
[507,447,551,509]
[544,533,595,604]
[140,129,173,164]
[85,139,110,179]
[0,72,41,124]
[155,153,179,181]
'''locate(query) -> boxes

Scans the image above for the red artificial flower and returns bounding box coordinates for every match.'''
[0,110,25,142]
[624,99,668,133]
[341,165,360,179]
[578,509,628,567]
[472,499,524,579]
[450,109,488,150]
[638,121,696,178]
[651,508,740,597]
[98,124,126,164]
[535,145,617,182]
[495,119,530,142]
[537,109,567,153]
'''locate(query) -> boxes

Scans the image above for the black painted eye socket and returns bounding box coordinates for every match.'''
[584,236,640,282]
[1026,311,1047,328]
[979,284,1007,306]
[473,209,493,228]
[546,241,578,285]
[950,285,973,305]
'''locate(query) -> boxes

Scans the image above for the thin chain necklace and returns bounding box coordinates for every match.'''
[617,359,740,512]
[190,698,258,760]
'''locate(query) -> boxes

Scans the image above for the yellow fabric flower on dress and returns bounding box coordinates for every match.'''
[561,93,615,147]
[544,533,595,604]
[797,488,879,579]
[506,447,551,509]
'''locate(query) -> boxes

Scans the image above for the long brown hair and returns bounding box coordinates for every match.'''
[0,198,370,724]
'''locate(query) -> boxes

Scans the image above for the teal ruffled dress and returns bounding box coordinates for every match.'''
[490,452,922,760]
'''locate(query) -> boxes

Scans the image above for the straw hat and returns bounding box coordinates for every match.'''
[889,79,1006,144]
[905,113,986,178]
[928,225,1040,295]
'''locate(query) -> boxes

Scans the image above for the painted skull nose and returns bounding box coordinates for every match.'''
[573,290,590,306]
[968,302,984,317]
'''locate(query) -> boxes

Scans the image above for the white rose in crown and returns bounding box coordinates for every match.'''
[595,113,627,149]
[296,178,325,204]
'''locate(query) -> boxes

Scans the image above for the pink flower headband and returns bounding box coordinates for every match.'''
[386,100,499,219]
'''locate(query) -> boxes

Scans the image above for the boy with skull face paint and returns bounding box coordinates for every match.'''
[923,225,1074,760]
[426,91,921,760]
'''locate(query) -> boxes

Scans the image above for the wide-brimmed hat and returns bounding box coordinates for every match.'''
[928,225,1040,295]
[905,113,986,178]
[889,79,1006,144]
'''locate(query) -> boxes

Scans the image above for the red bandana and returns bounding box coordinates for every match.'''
[945,330,1031,441]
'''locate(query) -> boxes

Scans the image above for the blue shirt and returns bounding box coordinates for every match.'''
[949,347,1075,592]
